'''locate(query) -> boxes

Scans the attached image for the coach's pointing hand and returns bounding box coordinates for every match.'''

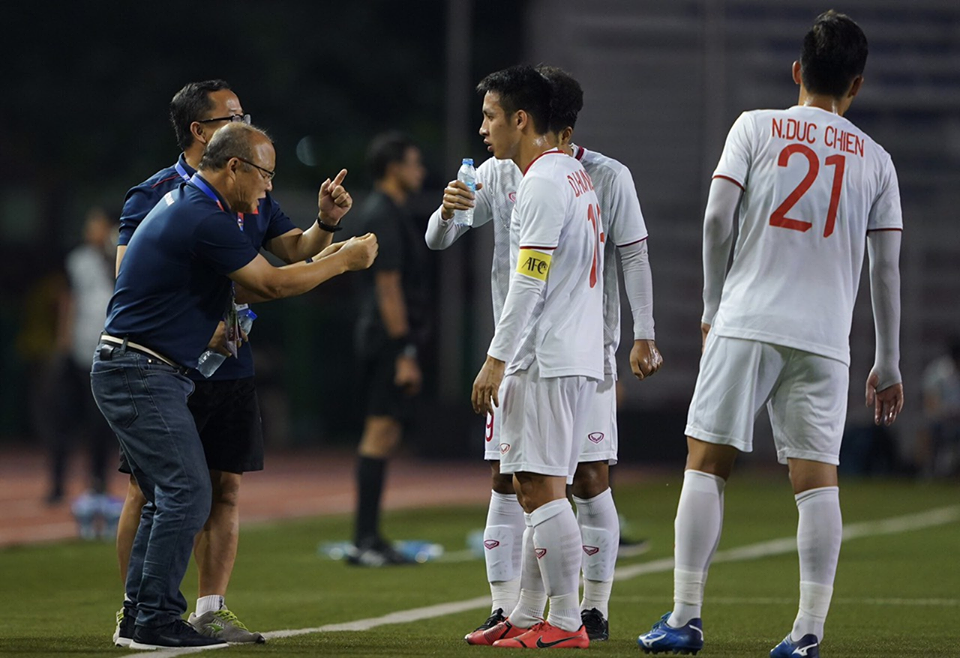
[472,355,505,415]
[337,233,379,271]
[318,168,352,226]
[440,180,485,221]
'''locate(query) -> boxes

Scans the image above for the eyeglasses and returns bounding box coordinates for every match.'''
[198,113,252,125]
[234,157,275,181]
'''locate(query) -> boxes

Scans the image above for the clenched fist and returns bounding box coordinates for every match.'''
[338,233,379,271]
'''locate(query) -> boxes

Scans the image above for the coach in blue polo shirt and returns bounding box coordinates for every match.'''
[92,122,378,650]
[110,80,352,647]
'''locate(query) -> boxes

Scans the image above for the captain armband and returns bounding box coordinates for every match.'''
[516,249,552,282]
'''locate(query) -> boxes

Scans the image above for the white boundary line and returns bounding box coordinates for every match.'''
[119,504,960,657]
[614,595,960,607]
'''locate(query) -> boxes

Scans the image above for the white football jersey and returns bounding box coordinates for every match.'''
[575,145,649,376]
[712,105,902,365]
[474,158,522,322]
[492,149,605,379]
[424,158,519,323]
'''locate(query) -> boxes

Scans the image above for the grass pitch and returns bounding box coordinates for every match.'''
[1,472,957,657]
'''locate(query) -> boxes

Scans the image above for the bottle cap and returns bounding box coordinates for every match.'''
[462,158,474,165]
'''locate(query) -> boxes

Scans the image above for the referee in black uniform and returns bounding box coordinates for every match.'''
[349,132,429,566]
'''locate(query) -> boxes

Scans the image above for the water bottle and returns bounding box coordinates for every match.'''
[99,494,125,541]
[71,492,100,541]
[393,540,444,563]
[455,158,477,226]
[197,306,257,377]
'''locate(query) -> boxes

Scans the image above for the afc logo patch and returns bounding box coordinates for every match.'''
[499,443,511,454]
[483,540,501,550]
[582,545,600,556]
[535,548,547,559]
[588,432,605,444]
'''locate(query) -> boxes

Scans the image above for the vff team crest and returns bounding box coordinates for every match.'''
[588,432,605,444]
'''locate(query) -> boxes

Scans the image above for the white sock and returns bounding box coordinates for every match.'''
[484,491,526,613]
[490,579,521,615]
[195,595,224,616]
[531,498,583,632]
[791,486,841,641]
[669,470,725,627]
[508,515,546,628]
[573,488,619,618]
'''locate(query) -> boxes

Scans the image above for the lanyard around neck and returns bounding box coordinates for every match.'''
[189,173,244,230]
[175,159,192,183]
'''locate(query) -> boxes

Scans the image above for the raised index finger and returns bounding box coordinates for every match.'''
[332,168,348,187]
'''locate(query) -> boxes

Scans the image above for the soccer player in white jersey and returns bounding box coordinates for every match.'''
[427,66,662,643]
[637,11,903,658]
[467,64,604,649]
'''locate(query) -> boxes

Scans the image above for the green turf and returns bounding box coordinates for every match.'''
[1,474,958,657]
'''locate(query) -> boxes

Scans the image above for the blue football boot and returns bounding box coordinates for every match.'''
[770,633,820,657]
[637,612,704,655]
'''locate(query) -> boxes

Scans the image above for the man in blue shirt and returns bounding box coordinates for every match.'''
[111,80,352,646]
[94,122,378,650]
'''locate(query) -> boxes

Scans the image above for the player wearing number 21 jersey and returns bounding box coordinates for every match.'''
[709,105,901,364]
[637,11,903,657]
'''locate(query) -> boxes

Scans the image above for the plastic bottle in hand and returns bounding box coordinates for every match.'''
[196,307,257,377]
[455,158,477,226]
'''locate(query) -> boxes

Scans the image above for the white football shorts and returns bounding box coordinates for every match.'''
[497,360,596,483]
[483,404,504,461]
[685,333,849,465]
[485,372,617,465]
[577,373,618,465]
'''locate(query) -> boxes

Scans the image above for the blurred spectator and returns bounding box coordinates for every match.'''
[48,207,117,503]
[15,270,68,461]
[348,132,428,566]
[920,336,960,477]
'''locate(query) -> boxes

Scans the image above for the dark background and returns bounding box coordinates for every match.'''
[1,1,958,474]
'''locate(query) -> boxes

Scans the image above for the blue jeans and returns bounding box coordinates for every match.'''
[90,347,210,628]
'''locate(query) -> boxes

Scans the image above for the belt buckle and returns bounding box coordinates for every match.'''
[99,344,116,361]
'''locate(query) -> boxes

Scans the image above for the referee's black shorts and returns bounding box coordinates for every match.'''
[359,349,417,422]
[118,376,264,475]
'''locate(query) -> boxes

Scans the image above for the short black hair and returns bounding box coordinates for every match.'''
[366,131,417,181]
[476,65,553,135]
[800,10,868,99]
[199,123,271,172]
[169,80,233,151]
[536,65,583,133]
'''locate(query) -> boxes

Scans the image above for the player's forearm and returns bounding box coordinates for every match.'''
[618,239,655,340]
[488,274,544,362]
[868,230,902,389]
[425,207,466,250]
[701,178,741,324]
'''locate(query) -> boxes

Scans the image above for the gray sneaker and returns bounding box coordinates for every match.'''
[188,609,265,644]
